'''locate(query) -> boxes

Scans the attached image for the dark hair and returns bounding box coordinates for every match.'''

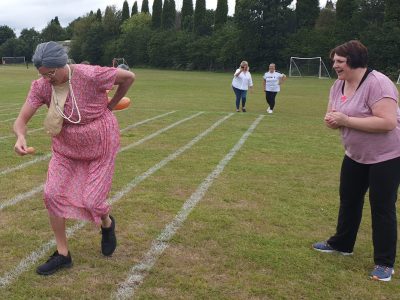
[330,40,368,69]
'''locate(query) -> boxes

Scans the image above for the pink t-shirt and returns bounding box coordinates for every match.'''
[329,70,400,164]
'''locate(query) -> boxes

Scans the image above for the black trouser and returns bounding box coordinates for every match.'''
[328,155,400,267]
[265,91,277,110]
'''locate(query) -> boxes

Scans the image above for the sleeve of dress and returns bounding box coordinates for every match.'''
[93,66,118,92]
[26,80,46,109]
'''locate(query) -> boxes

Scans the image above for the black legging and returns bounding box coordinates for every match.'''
[328,155,400,267]
[265,91,278,110]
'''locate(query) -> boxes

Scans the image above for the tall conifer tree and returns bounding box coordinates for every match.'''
[162,0,176,29]
[122,0,130,22]
[335,0,359,40]
[96,9,102,22]
[194,0,206,34]
[142,0,150,13]
[296,0,320,29]
[152,0,163,28]
[214,0,228,30]
[181,0,194,30]
[131,2,138,15]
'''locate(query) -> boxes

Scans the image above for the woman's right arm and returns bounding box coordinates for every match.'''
[14,102,38,155]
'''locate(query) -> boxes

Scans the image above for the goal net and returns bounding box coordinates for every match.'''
[289,57,331,79]
[2,56,26,65]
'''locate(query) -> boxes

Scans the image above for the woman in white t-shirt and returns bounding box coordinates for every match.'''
[232,61,253,112]
[263,63,286,114]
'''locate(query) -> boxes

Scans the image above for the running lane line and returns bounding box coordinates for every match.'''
[0,111,178,176]
[113,115,264,300]
[0,113,233,288]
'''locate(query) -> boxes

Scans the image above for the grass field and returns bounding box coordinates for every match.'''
[1,65,400,299]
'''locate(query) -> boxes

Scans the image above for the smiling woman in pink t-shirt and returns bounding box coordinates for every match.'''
[312,40,400,282]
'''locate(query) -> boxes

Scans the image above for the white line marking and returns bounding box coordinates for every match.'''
[0,111,176,141]
[119,112,203,152]
[120,111,176,133]
[0,154,52,176]
[0,113,233,288]
[0,185,44,211]
[0,127,45,141]
[0,111,178,176]
[0,111,197,211]
[113,115,264,299]
[0,112,46,123]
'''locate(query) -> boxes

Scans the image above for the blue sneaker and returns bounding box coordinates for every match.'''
[312,241,353,256]
[370,265,394,282]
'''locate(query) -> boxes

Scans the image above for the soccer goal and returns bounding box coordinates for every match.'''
[289,57,331,79]
[2,56,26,65]
[397,74,400,85]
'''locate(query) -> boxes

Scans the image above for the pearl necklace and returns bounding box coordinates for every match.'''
[52,64,81,124]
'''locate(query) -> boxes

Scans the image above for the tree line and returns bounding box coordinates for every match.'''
[0,0,399,79]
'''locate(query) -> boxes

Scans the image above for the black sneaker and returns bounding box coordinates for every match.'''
[36,251,73,275]
[242,107,246,112]
[101,215,117,256]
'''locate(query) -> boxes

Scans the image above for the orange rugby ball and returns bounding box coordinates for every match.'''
[26,146,35,154]
[109,97,131,110]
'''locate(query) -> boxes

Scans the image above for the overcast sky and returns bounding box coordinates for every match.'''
[2,0,328,36]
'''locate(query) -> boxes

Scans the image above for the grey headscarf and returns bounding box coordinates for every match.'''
[32,41,68,69]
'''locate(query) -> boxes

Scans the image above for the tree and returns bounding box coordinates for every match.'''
[69,14,98,63]
[214,0,228,30]
[141,0,150,14]
[19,28,42,60]
[81,22,105,65]
[0,38,27,58]
[234,0,293,69]
[0,25,16,46]
[152,0,162,29]
[211,21,240,69]
[122,0,130,22]
[181,0,194,30]
[315,6,336,31]
[41,18,67,41]
[132,1,138,16]
[194,0,206,34]
[103,6,122,38]
[119,13,153,65]
[296,0,320,29]
[335,0,359,41]
[377,0,400,77]
[96,9,102,22]
[162,0,177,29]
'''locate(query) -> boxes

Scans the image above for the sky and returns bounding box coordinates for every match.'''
[1,0,328,37]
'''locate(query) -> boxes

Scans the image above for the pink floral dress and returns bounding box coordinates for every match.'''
[27,65,120,224]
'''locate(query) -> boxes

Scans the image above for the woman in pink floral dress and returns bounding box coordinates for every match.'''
[13,41,135,275]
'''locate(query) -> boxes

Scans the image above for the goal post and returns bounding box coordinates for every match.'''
[397,74,400,85]
[2,56,26,65]
[289,57,331,79]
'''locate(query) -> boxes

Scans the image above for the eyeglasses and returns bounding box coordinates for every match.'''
[38,69,57,78]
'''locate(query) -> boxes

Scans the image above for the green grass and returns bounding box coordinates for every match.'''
[0,65,400,299]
